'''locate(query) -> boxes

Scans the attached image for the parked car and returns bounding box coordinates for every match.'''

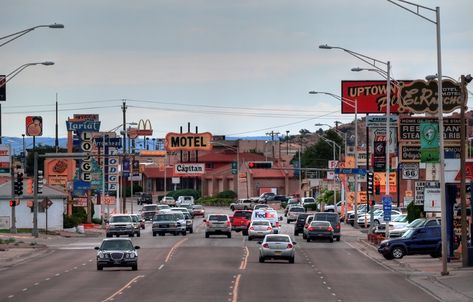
[378,225,442,260]
[258,192,276,203]
[204,214,232,238]
[357,209,402,227]
[191,204,205,217]
[152,212,187,236]
[140,204,160,221]
[230,199,256,211]
[294,213,311,236]
[258,234,296,263]
[160,196,176,206]
[176,196,195,207]
[306,220,334,242]
[137,193,153,205]
[389,217,441,238]
[324,201,343,213]
[95,238,140,271]
[284,199,302,216]
[286,206,305,223]
[374,214,408,235]
[106,214,135,237]
[301,197,316,206]
[170,207,194,233]
[230,210,253,235]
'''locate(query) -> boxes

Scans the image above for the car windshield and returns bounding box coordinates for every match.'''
[173,213,185,220]
[193,205,203,209]
[131,216,139,222]
[304,198,315,203]
[154,214,174,221]
[265,236,290,243]
[209,215,227,221]
[252,220,270,226]
[142,206,158,211]
[234,211,252,219]
[392,215,408,223]
[291,207,305,212]
[407,218,425,228]
[101,240,134,250]
[402,228,416,238]
[109,216,131,223]
[311,221,330,227]
[158,205,170,209]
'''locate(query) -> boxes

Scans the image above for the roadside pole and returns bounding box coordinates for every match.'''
[10,156,16,233]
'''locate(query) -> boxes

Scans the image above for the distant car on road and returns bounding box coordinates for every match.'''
[306,220,334,242]
[286,206,305,223]
[230,199,256,211]
[160,196,176,206]
[140,204,160,221]
[137,193,153,205]
[248,220,273,241]
[152,212,187,236]
[204,214,232,238]
[191,204,205,217]
[106,214,135,237]
[95,238,140,271]
[258,234,296,263]
[176,196,195,207]
[230,210,252,235]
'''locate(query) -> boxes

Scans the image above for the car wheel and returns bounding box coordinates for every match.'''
[205,232,209,238]
[227,233,231,239]
[243,206,248,210]
[132,264,138,271]
[259,256,265,263]
[383,253,394,260]
[106,233,112,238]
[391,247,405,259]
[287,219,290,224]
[374,220,380,226]
[190,228,193,234]
[248,236,252,241]
[115,234,120,237]
[153,232,156,237]
[336,237,340,242]
[430,249,441,258]
[302,233,307,239]
[129,233,134,237]
[242,229,248,236]
[294,231,299,236]
[97,265,103,271]
[307,238,310,242]
[289,257,295,264]
[329,237,334,243]
[182,231,187,236]
[230,206,235,211]
[159,233,165,236]
[137,232,141,237]
[174,232,178,236]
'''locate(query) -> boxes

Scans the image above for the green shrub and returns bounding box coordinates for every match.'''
[304,203,318,211]
[196,197,234,207]
[407,202,424,222]
[281,201,288,209]
[92,218,102,224]
[216,190,237,199]
[72,207,87,224]
[63,214,79,228]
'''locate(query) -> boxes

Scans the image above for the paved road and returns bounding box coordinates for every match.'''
[1,207,439,302]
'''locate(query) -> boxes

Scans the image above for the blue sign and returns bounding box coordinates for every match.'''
[74,179,91,192]
[334,168,367,176]
[94,137,122,148]
[66,121,101,132]
[382,195,393,222]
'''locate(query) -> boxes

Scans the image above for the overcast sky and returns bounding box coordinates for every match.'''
[1,0,472,139]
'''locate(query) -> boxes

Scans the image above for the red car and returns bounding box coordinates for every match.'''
[230,210,252,235]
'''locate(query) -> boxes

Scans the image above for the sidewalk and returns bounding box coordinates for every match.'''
[343,223,473,302]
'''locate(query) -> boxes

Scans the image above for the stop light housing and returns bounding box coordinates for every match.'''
[26,178,34,195]
[375,182,381,195]
[36,170,44,194]
[14,172,24,196]
[9,199,16,207]
[247,161,273,169]
[367,172,374,195]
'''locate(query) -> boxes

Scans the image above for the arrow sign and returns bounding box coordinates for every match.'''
[334,168,367,176]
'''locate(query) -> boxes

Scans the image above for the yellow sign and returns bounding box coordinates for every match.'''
[165,132,213,151]
[374,172,397,193]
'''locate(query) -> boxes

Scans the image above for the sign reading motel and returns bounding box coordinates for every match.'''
[174,163,205,176]
[341,79,463,114]
[165,132,213,151]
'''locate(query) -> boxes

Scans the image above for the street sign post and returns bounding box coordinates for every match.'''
[334,168,367,176]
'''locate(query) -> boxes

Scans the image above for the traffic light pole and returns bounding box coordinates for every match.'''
[10,155,16,233]
[32,152,39,238]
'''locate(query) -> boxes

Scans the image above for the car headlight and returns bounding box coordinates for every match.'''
[126,224,132,228]
[109,225,116,229]
[98,252,110,259]
[125,253,136,259]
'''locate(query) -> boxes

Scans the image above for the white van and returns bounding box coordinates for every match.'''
[251,208,282,234]
[176,196,195,207]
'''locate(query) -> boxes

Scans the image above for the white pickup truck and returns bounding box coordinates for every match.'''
[230,199,257,211]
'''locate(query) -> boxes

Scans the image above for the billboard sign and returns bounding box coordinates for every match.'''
[399,117,461,144]
[165,132,213,151]
[0,144,11,175]
[25,116,43,136]
[174,163,205,176]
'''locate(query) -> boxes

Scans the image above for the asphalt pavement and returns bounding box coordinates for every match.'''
[1,217,473,301]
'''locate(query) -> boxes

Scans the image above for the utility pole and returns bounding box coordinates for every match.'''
[286,130,290,155]
[266,131,280,159]
[121,100,127,213]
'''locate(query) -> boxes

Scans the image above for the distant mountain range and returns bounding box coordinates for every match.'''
[3,135,280,155]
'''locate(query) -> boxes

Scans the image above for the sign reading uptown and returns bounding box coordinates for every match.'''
[165,132,213,151]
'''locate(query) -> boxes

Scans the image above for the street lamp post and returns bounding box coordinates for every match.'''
[315,123,347,160]
[310,91,358,224]
[388,0,449,276]
[210,141,240,199]
[0,61,55,144]
[318,134,341,210]
[0,23,64,48]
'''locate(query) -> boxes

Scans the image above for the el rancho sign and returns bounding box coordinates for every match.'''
[165,132,213,151]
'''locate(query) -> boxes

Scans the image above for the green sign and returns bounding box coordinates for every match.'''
[231,161,237,175]
[420,121,439,163]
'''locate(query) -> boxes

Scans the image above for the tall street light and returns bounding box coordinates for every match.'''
[315,123,348,160]
[387,0,448,276]
[317,134,341,210]
[0,23,64,48]
[309,91,358,225]
[319,43,392,221]
[0,61,55,144]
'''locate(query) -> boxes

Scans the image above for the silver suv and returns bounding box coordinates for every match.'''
[106,214,135,237]
[152,212,187,236]
[204,214,231,238]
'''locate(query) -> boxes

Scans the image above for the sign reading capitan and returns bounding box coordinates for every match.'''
[165,132,213,151]
[174,163,205,175]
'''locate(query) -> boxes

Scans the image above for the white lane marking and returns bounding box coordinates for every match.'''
[158,264,164,270]
[231,274,241,302]
[22,288,27,292]
[45,278,50,281]
[34,283,39,286]
[101,275,145,302]
[8,295,14,298]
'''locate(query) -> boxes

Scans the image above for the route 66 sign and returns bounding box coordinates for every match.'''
[402,163,419,180]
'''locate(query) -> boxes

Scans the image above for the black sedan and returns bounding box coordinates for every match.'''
[95,238,140,271]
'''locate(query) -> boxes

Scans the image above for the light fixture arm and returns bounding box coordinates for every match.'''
[0,24,64,48]
[387,0,436,24]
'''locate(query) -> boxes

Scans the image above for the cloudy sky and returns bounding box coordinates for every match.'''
[1,0,472,140]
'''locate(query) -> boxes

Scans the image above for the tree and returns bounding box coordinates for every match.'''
[25,144,67,176]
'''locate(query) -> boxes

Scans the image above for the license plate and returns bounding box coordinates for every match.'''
[274,251,282,255]
[161,224,169,228]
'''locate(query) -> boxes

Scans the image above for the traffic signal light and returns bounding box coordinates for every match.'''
[367,172,374,195]
[26,178,33,195]
[14,172,24,196]
[375,182,381,195]
[247,161,272,169]
[36,170,44,194]
[9,199,16,207]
